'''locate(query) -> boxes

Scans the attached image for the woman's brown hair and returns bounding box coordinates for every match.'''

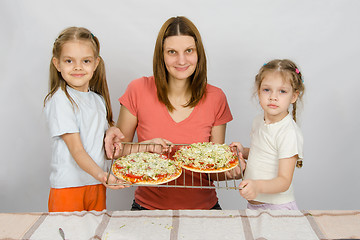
[44,27,114,126]
[153,16,207,112]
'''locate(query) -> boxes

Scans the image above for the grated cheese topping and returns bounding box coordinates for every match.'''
[114,152,179,180]
[174,142,237,170]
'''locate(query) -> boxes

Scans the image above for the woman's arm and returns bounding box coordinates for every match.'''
[62,132,127,189]
[112,105,171,155]
[104,105,137,158]
[241,147,250,160]
[208,124,246,181]
[239,155,298,200]
[209,124,226,144]
[209,124,237,181]
[117,105,138,142]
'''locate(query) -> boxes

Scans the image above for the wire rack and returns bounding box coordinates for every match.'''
[106,142,243,190]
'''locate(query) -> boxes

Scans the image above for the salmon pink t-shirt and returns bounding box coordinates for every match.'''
[119,76,233,209]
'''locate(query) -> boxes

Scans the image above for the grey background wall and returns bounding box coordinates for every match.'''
[1,0,359,212]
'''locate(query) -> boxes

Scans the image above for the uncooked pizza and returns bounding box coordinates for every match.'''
[112,152,182,184]
[174,142,239,173]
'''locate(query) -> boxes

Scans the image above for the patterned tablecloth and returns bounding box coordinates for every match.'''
[0,210,359,240]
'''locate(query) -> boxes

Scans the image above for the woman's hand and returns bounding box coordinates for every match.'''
[225,166,242,179]
[141,138,173,154]
[104,126,125,159]
[224,162,246,180]
[224,147,246,179]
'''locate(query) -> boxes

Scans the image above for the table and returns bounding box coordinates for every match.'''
[0,210,359,240]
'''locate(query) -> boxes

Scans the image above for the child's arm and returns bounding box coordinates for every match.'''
[239,155,298,200]
[104,126,125,159]
[62,132,127,190]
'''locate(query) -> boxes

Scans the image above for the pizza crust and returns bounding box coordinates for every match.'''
[115,171,182,185]
[181,161,238,173]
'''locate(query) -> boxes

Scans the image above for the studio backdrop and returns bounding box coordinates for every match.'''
[1,0,359,212]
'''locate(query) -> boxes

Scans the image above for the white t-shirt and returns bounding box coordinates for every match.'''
[244,113,303,204]
[44,86,108,188]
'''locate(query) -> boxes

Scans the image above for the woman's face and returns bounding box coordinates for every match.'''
[163,35,198,82]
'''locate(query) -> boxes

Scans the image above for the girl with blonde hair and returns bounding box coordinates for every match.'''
[232,59,305,210]
[44,27,124,212]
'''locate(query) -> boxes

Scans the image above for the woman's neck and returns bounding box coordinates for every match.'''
[167,79,194,121]
[167,79,191,106]
[168,80,191,101]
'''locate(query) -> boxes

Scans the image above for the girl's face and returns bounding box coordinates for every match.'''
[53,40,99,92]
[258,72,299,124]
[163,35,198,83]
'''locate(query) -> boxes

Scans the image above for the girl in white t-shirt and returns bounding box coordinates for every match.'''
[44,27,125,212]
[232,59,305,210]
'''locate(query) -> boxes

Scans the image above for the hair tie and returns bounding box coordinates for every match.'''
[90,33,95,38]
[295,68,304,83]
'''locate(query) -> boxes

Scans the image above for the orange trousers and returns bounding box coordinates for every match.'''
[48,184,106,212]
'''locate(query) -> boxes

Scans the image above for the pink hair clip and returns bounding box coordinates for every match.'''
[295,68,300,74]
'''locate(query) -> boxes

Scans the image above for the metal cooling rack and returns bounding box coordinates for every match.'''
[106,142,243,190]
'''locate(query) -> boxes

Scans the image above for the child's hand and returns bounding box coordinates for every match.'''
[239,179,259,200]
[98,172,130,190]
[230,142,244,154]
[104,127,125,159]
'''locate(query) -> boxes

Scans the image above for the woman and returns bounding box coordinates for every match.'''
[105,16,236,210]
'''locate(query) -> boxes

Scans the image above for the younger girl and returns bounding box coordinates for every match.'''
[232,59,305,210]
[44,27,124,212]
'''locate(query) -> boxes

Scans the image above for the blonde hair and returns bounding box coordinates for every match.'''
[255,59,305,168]
[255,59,305,122]
[153,16,207,112]
[44,27,113,125]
